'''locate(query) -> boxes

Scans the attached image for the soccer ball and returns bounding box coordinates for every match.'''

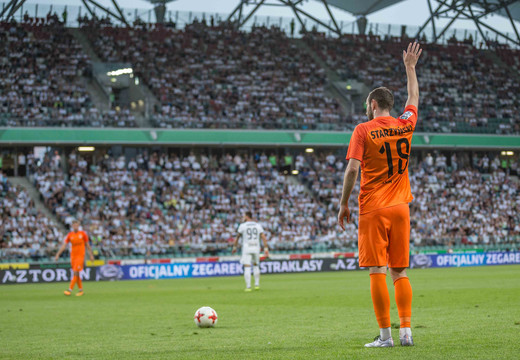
[194,306,218,328]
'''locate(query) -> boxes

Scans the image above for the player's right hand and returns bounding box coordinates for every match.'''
[338,204,350,231]
[403,42,422,68]
[54,255,59,262]
[231,247,237,255]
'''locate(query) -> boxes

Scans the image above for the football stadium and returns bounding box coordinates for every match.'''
[1,0,520,358]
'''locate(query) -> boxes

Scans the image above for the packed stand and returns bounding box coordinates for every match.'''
[296,151,520,249]
[409,152,520,247]
[0,19,92,127]
[496,45,520,78]
[31,151,355,258]
[295,152,359,250]
[305,33,520,134]
[0,18,138,127]
[0,172,64,260]
[24,149,520,260]
[81,20,347,130]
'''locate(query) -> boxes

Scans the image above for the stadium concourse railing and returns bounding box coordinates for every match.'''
[1,242,519,264]
[8,3,520,48]
[1,128,520,148]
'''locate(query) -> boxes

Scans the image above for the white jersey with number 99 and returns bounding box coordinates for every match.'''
[237,221,264,254]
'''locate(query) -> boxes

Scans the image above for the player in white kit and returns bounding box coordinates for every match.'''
[232,211,269,292]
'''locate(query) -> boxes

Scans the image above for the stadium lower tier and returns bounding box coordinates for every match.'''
[1,148,519,262]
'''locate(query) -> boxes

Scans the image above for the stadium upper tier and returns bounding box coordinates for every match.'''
[305,33,520,134]
[0,21,93,126]
[0,21,137,127]
[82,21,345,130]
[1,150,518,261]
[1,18,519,134]
[496,46,520,75]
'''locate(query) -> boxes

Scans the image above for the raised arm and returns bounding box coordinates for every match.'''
[403,42,422,108]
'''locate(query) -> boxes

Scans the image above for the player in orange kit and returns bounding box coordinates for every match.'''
[55,220,95,296]
[338,42,422,347]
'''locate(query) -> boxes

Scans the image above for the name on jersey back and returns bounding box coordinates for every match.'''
[370,124,414,140]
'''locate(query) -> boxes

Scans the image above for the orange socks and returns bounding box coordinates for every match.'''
[69,276,77,291]
[370,274,413,330]
[69,275,82,291]
[394,277,413,328]
[370,273,391,328]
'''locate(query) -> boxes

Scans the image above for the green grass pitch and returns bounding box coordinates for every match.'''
[1,265,519,359]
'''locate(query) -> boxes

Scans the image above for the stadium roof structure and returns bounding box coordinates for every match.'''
[319,0,406,16]
[0,0,130,25]
[226,0,520,45]
[225,0,408,36]
[415,0,520,46]
[0,0,518,45]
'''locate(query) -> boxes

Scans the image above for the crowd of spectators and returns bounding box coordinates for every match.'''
[78,19,520,133]
[0,19,138,127]
[496,44,520,75]
[0,172,64,260]
[2,16,519,133]
[305,33,520,134]
[296,150,520,248]
[31,150,349,257]
[295,152,359,250]
[409,158,519,247]
[81,20,347,130]
[13,149,515,260]
[0,20,94,127]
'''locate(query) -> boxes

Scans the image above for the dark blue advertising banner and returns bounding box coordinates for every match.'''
[2,252,518,284]
[119,258,361,281]
[0,264,97,285]
[410,251,520,269]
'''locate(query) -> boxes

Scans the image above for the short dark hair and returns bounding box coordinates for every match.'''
[245,211,253,218]
[367,87,394,111]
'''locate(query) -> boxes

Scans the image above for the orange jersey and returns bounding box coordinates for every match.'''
[346,105,417,214]
[65,231,89,259]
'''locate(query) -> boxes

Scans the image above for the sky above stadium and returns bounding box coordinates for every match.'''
[24,0,520,36]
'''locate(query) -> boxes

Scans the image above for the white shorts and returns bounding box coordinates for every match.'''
[241,252,260,266]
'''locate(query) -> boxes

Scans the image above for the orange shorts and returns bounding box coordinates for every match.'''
[358,203,410,268]
[71,257,85,272]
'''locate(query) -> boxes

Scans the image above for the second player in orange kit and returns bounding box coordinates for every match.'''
[55,219,95,296]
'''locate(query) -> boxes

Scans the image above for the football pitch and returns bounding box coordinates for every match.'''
[1,265,519,359]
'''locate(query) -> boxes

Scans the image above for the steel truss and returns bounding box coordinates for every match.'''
[0,0,27,20]
[415,0,520,47]
[0,0,128,26]
[227,0,342,36]
[80,0,128,26]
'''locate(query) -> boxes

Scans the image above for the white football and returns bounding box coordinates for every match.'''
[194,306,218,328]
